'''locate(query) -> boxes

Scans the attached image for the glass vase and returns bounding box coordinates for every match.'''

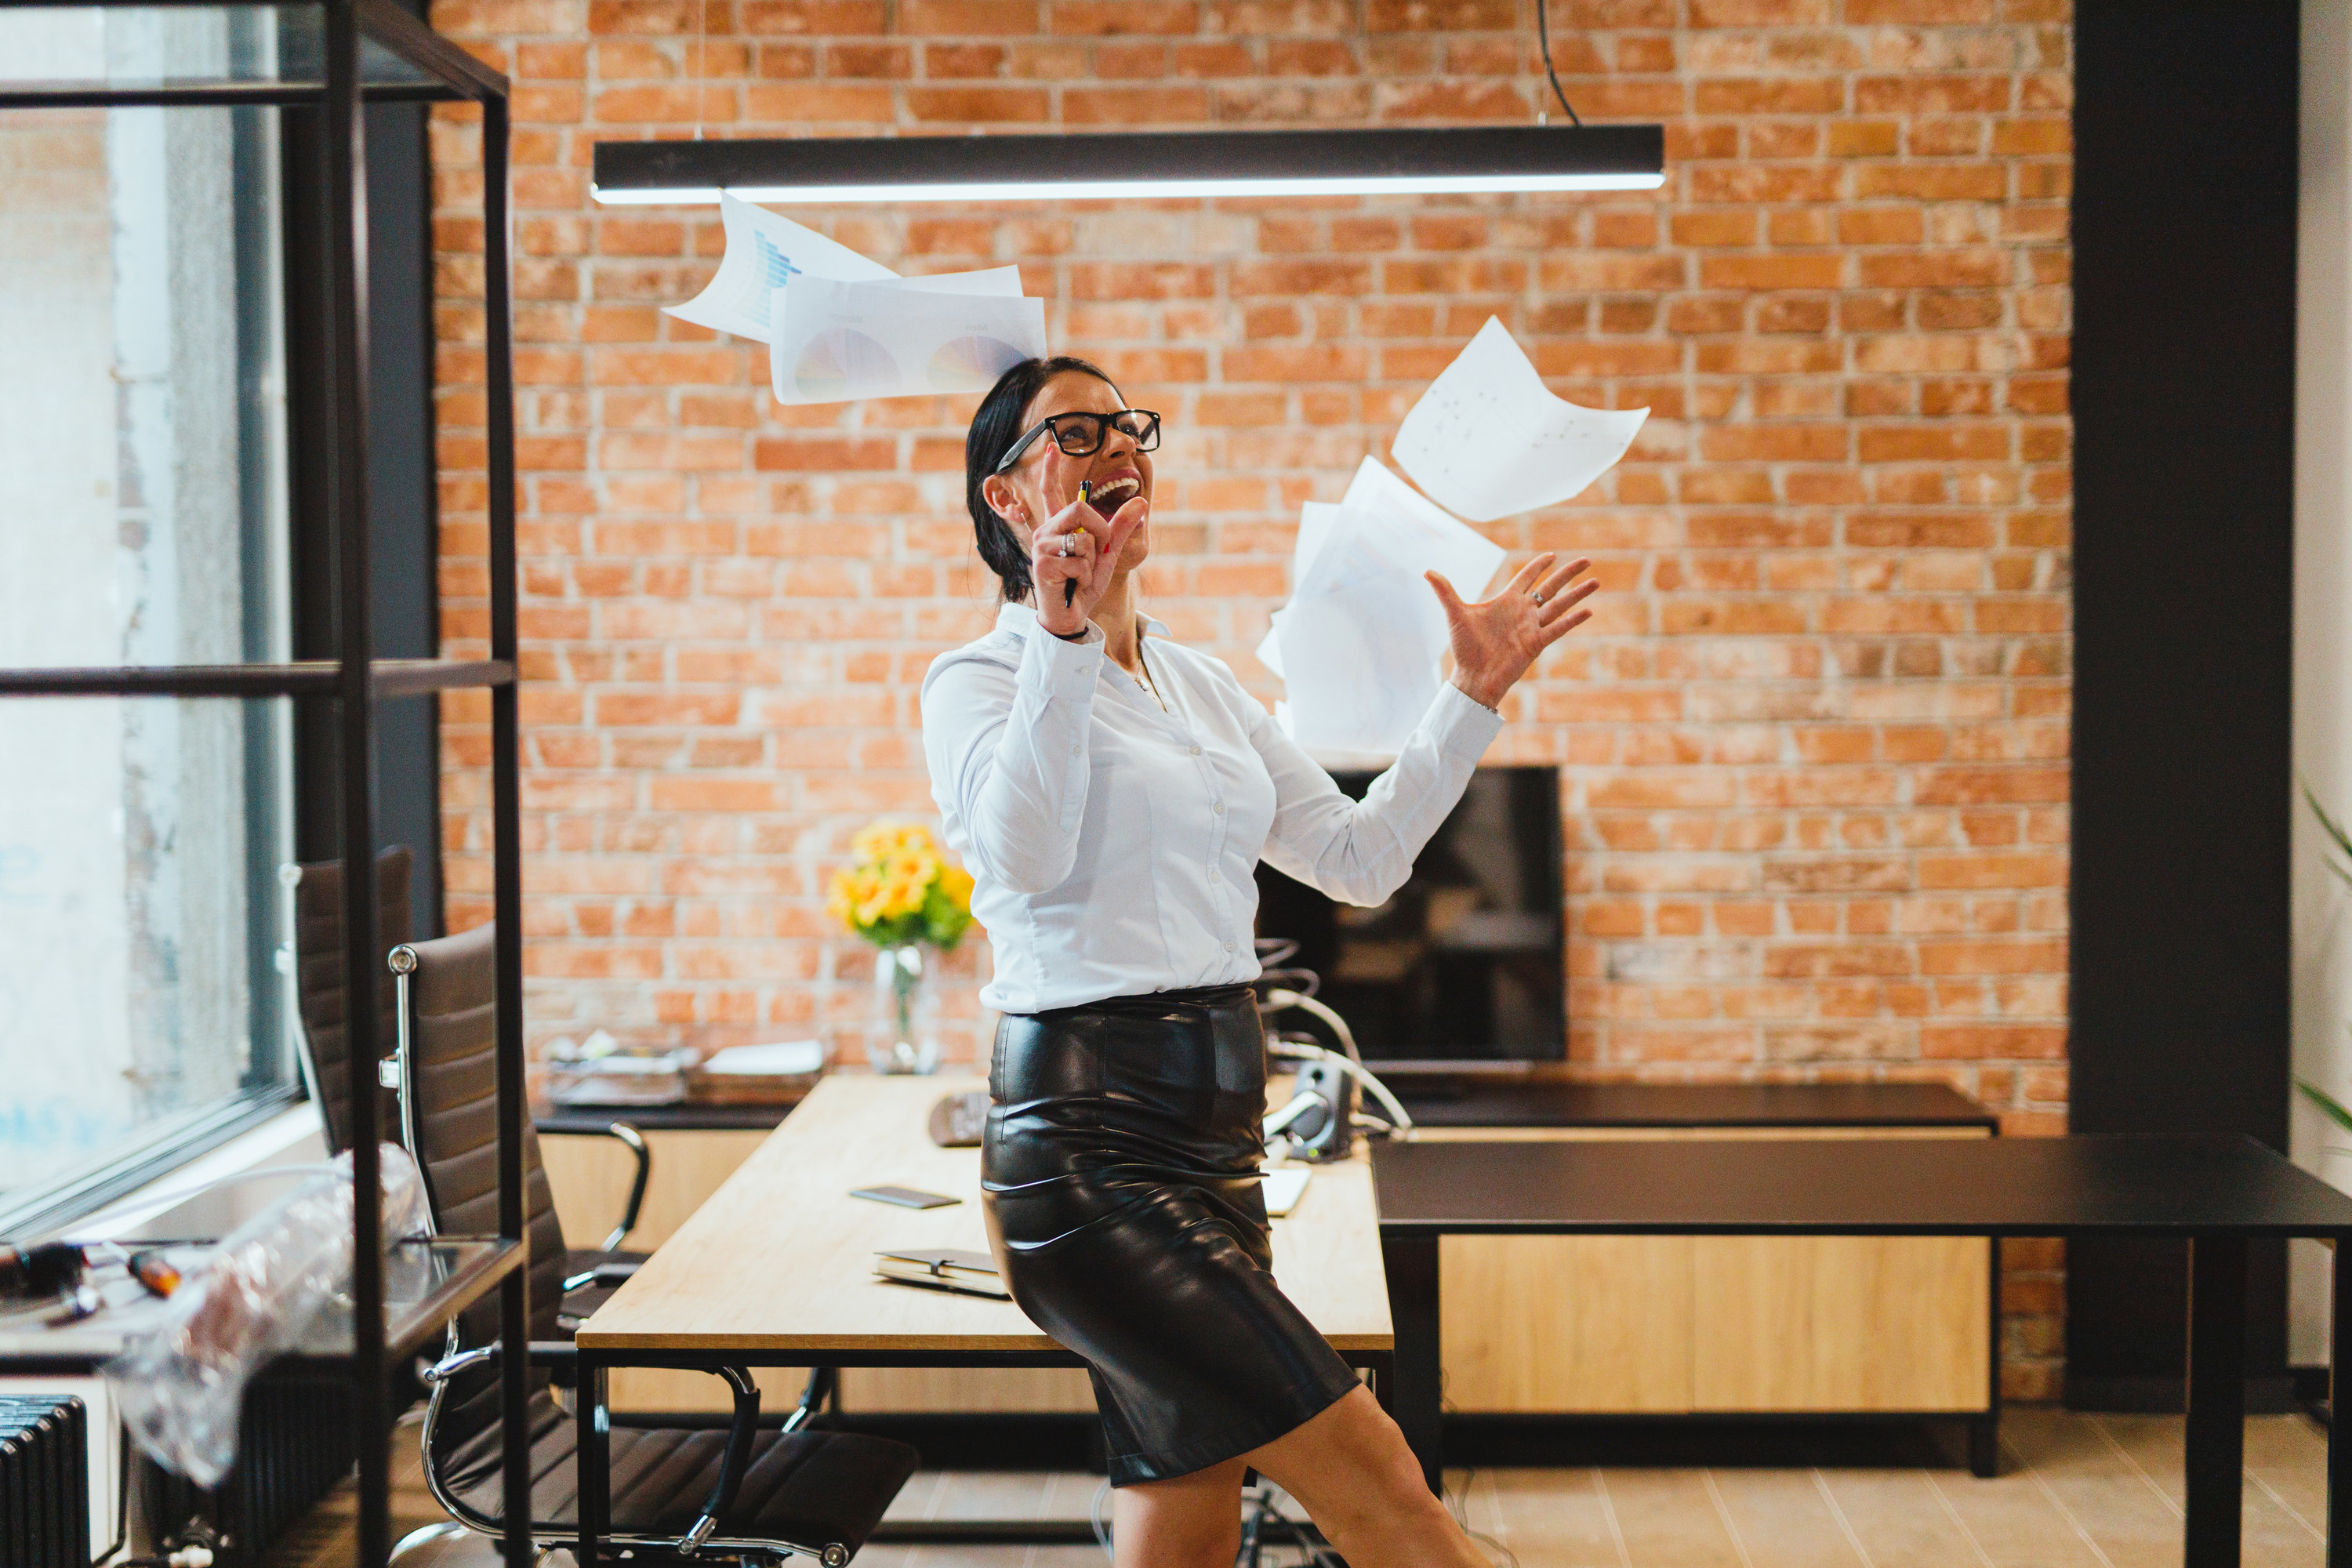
[868,942,940,1075]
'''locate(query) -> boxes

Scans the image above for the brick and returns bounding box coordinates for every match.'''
[906,85,1050,120]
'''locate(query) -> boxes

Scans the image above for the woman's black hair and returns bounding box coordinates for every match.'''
[964,355,1120,604]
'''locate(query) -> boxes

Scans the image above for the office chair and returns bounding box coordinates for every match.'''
[394,922,920,1565]
[279,848,415,1156]
[386,924,646,1329]
[281,853,652,1324]
[1250,938,1414,1163]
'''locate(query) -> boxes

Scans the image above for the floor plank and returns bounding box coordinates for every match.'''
[260,1412,2333,1567]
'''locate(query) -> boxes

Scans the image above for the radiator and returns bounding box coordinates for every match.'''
[0,1395,91,1568]
[140,1371,354,1567]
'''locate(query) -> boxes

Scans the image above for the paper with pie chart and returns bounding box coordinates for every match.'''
[772,275,1047,406]
[662,194,897,343]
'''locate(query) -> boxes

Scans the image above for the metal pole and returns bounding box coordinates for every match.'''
[2330,1239,2349,1567]
[481,88,532,1568]
[322,0,386,1562]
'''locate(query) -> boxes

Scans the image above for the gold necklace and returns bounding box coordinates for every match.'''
[1134,643,1168,713]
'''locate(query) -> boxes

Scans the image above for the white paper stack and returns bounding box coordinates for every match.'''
[663,194,1047,406]
[1258,321,1646,759]
[1256,457,1505,760]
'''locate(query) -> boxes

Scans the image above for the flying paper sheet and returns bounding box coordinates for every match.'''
[1392,316,1649,523]
[771,276,1047,405]
[1279,575,1450,758]
[1258,459,1506,756]
[1322,457,1506,601]
[1255,502,1341,679]
[663,194,896,343]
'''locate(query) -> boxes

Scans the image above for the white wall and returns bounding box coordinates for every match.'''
[2292,0,2352,1365]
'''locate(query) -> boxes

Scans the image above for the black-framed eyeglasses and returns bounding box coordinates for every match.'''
[992,409,1162,474]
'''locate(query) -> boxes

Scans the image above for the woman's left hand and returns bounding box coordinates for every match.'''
[1426,552,1598,710]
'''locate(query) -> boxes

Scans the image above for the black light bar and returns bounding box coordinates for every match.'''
[591,125,1664,206]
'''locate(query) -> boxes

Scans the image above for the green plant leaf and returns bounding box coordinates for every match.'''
[2301,779,2352,888]
[2298,1080,2352,1136]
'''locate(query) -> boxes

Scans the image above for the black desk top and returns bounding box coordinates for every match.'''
[1394,1080,1993,1129]
[534,1101,799,1134]
[1373,1135,2352,1238]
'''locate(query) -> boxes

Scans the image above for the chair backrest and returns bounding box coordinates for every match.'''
[397,921,568,1464]
[284,846,414,1156]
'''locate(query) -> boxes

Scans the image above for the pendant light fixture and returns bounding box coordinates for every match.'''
[593,124,1661,205]
[590,0,1660,206]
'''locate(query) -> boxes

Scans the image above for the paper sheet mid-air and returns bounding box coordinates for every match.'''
[662,194,896,342]
[1262,321,1644,757]
[663,194,1049,405]
[771,277,1047,405]
[1392,315,1649,523]
[1254,459,1504,756]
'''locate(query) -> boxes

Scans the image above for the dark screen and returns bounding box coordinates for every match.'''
[1253,766,1564,1062]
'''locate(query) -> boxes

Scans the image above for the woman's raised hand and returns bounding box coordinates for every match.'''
[1426,552,1598,710]
[1032,492,1148,637]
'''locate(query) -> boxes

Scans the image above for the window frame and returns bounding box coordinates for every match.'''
[0,74,313,1239]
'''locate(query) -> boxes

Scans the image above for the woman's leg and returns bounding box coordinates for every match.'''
[1109,1457,1250,1568]
[1241,1385,1485,1568]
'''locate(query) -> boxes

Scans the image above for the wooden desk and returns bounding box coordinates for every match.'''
[1375,1134,2352,1568]
[574,1074,1392,1560]
[1396,1080,1998,1424]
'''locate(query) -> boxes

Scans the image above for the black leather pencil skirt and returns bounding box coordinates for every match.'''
[982,984,1361,1486]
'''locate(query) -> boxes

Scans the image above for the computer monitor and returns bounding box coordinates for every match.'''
[1253,765,1565,1066]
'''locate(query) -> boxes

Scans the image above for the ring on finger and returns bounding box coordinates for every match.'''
[1058,535,1074,557]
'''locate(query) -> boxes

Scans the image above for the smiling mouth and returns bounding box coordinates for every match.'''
[1085,474,1142,517]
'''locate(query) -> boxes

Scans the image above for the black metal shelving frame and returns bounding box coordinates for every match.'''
[0,4,530,1563]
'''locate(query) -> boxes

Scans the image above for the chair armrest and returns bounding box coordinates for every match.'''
[419,1342,759,1558]
[561,1259,641,1295]
[418,1340,579,1385]
[683,1368,761,1555]
[537,1120,652,1252]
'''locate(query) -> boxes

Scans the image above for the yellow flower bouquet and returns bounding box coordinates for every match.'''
[826,822,975,951]
[828,822,975,1073]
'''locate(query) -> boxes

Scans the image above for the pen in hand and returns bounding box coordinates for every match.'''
[1065,481,1088,608]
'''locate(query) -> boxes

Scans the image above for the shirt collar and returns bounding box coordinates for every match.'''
[996,601,1170,642]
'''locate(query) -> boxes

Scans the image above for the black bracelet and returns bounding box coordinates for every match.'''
[1052,627,1090,643]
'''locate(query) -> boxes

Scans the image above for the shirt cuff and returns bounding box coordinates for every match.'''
[1018,616,1105,698]
[1426,680,1506,762]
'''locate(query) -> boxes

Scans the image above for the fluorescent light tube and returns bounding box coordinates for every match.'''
[591,125,1664,207]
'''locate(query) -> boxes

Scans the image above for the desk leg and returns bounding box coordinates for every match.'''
[2185,1236,2248,1568]
[2331,1241,2350,1567]
[1383,1232,1442,1494]
[1970,1236,2002,1479]
[575,1356,608,1568]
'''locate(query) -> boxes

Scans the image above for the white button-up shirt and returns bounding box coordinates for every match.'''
[921,601,1504,1014]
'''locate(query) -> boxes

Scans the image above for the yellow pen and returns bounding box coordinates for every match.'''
[1066,481,1090,607]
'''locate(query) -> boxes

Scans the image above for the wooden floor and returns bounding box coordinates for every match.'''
[267,1409,2332,1567]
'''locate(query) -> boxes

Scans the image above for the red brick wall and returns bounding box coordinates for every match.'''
[428,0,2071,1395]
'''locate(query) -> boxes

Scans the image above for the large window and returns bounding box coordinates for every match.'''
[0,7,296,1232]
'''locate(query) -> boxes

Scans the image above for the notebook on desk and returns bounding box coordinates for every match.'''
[1263,1167,1310,1217]
[873,1247,1010,1299]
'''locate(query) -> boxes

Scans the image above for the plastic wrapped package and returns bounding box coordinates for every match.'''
[106,1145,430,1486]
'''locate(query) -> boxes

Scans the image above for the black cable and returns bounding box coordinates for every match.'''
[1534,0,1583,127]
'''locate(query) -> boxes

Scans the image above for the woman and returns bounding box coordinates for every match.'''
[920,357,1596,1568]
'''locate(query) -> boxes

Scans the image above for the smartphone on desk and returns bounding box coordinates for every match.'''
[851,1185,961,1210]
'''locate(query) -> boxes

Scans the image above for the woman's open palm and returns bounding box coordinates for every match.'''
[1427,552,1597,710]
